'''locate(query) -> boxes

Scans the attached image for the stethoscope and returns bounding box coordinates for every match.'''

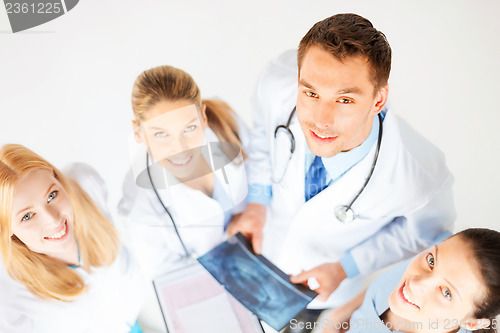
[273,107,383,223]
[146,153,194,260]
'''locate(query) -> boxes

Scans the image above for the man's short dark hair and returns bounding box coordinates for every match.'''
[298,13,392,92]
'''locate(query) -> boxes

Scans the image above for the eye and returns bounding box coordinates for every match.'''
[338,98,353,104]
[441,287,452,300]
[21,212,34,222]
[185,125,196,132]
[305,91,318,98]
[47,190,58,202]
[426,253,435,268]
[155,131,167,137]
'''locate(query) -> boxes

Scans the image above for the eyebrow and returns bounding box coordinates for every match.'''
[298,79,362,95]
[435,244,462,300]
[185,117,198,126]
[16,183,55,217]
[337,87,362,94]
[148,126,166,131]
[299,79,315,90]
[146,117,199,131]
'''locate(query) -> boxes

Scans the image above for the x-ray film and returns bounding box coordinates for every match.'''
[198,233,318,331]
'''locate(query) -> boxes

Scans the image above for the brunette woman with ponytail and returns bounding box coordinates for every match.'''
[321,228,500,333]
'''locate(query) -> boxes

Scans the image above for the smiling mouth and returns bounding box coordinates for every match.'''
[310,129,338,143]
[44,220,68,241]
[399,280,420,309]
[166,154,192,167]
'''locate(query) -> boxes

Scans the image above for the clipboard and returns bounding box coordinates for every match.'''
[153,262,265,333]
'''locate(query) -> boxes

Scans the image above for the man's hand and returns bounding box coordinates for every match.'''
[290,262,347,301]
[226,203,266,254]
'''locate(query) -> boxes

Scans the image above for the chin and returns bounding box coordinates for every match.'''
[307,144,340,158]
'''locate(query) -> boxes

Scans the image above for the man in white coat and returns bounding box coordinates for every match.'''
[228,13,455,332]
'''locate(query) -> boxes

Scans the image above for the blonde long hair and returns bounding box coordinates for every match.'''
[131,65,246,159]
[0,144,120,301]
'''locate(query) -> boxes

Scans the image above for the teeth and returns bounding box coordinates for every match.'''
[403,283,419,308]
[46,223,67,239]
[169,156,190,165]
[315,132,333,139]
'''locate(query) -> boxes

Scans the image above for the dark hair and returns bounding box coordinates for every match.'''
[297,13,391,92]
[458,228,500,332]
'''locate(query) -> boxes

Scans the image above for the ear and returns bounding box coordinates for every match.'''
[372,84,389,114]
[132,120,144,144]
[462,318,491,331]
[201,104,208,130]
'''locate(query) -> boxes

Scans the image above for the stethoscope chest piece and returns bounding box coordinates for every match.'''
[334,205,356,223]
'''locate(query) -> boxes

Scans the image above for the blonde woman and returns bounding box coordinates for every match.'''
[118,65,249,278]
[0,144,144,333]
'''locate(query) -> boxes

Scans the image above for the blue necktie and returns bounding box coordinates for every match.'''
[305,156,328,201]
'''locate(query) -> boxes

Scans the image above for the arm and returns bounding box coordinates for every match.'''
[226,72,271,253]
[0,279,34,332]
[0,311,34,333]
[291,179,454,301]
[227,50,299,253]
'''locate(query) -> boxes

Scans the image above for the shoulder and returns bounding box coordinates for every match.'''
[0,265,37,331]
[256,50,298,104]
[0,262,24,310]
[381,110,452,194]
[393,114,449,181]
[369,260,410,294]
[349,261,410,332]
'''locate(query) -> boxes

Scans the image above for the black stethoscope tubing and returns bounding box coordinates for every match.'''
[146,153,191,259]
[274,107,383,222]
[342,111,383,214]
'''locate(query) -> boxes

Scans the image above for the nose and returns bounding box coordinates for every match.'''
[45,205,63,227]
[168,136,189,157]
[408,273,435,298]
[313,101,336,129]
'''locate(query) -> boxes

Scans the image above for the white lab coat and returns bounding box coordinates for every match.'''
[247,50,456,309]
[118,126,249,279]
[0,163,145,333]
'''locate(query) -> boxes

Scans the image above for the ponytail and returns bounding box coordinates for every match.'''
[203,99,246,161]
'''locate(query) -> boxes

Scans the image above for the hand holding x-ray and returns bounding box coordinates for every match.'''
[290,262,347,301]
[227,203,267,254]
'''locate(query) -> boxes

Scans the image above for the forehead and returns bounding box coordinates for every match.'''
[142,102,201,130]
[12,169,56,208]
[437,236,485,300]
[299,46,373,92]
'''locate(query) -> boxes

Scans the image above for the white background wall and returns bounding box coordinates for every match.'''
[1,0,499,232]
